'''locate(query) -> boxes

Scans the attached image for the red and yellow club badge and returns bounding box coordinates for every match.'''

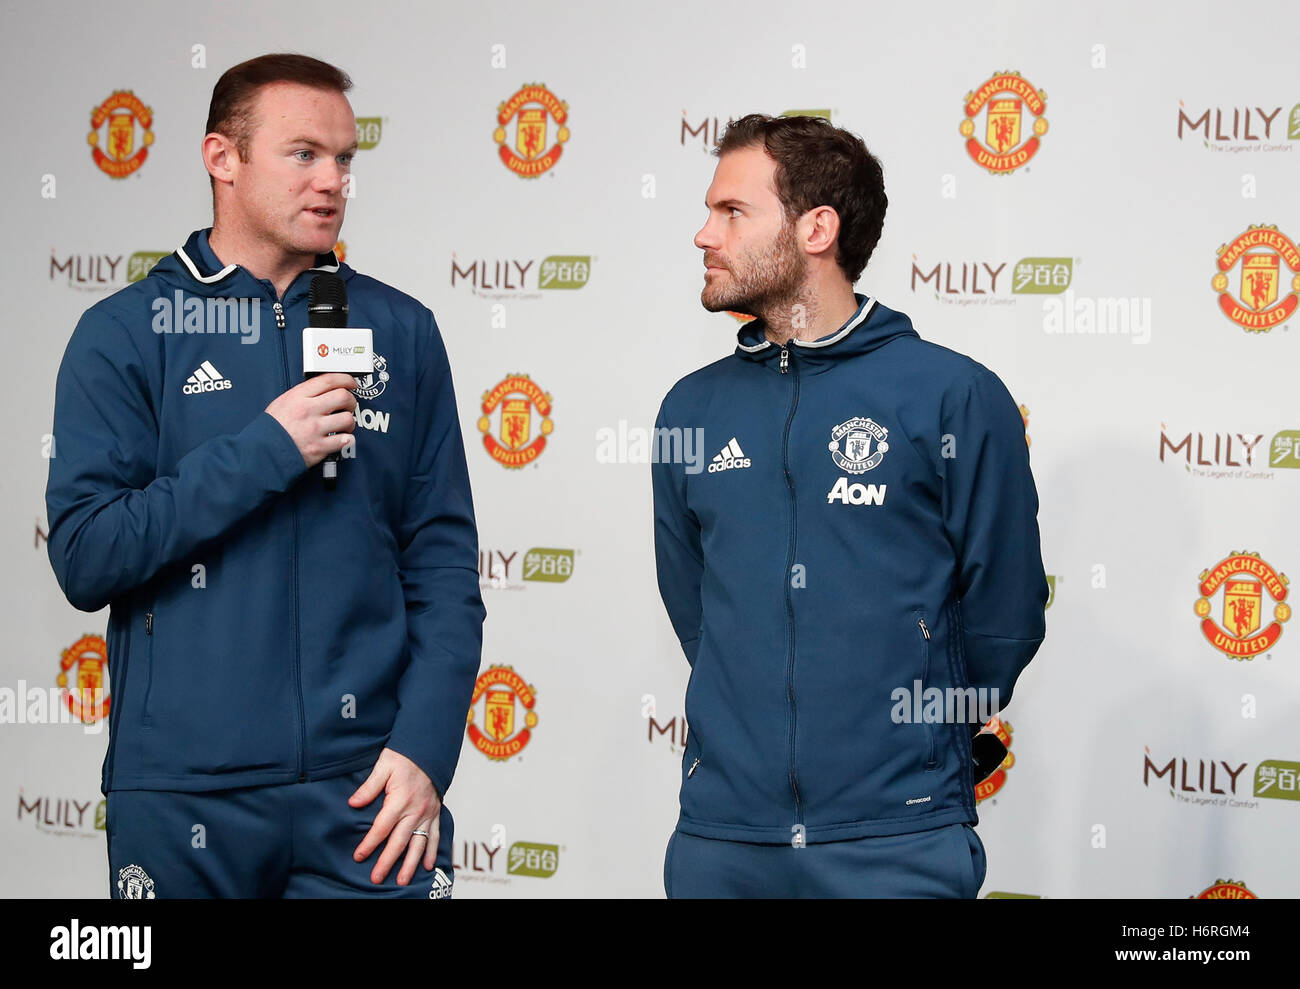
[494,84,569,177]
[466,665,537,761]
[960,71,1047,174]
[1192,879,1257,899]
[1195,552,1289,660]
[88,91,153,178]
[58,634,110,723]
[479,373,553,468]
[1212,225,1300,332]
[975,717,1014,803]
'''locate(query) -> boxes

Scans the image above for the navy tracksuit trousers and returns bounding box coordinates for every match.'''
[664,823,987,898]
[105,767,455,898]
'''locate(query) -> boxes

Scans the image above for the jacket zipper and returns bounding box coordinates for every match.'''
[141,606,154,727]
[780,344,803,826]
[106,607,133,784]
[273,297,308,782]
[918,616,938,770]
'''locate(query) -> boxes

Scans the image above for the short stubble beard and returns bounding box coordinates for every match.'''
[700,217,808,325]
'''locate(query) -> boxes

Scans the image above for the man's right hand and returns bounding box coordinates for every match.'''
[265,372,360,468]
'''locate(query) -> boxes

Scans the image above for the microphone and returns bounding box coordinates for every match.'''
[971,724,1007,783]
[303,274,372,489]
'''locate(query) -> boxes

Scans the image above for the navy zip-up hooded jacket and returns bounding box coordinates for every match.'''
[653,295,1046,843]
[46,229,485,797]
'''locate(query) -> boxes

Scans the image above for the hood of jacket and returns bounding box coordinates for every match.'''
[734,294,921,370]
[148,228,352,302]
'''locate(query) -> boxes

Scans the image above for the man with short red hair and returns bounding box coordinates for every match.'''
[47,54,484,899]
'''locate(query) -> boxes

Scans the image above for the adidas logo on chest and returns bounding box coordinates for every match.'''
[708,437,751,473]
[182,360,232,395]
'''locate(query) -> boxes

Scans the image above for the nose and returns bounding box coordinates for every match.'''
[313,159,347,195]
[694,215,718,251]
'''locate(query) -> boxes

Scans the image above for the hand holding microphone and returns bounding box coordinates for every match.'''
[264,373,360,468]
[302,274,374,488]
[264,274,373,482]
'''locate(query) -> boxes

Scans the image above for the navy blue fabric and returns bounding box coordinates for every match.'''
[105,769,455,898]
[663,823,986,898]
[46,229,485,799]
[653,295,1046,844]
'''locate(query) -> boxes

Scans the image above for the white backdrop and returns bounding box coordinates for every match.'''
[2,0,1297,898]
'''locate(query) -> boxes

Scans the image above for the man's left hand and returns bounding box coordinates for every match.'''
[349,747,441,885]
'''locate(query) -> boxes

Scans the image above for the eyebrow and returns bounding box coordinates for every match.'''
[284,137,359,153]
[706,198,753,210]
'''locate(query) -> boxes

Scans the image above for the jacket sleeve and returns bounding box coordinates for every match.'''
[385,309,485,799]
[46,307,310,613]
[651,397,704,666]
[939,366,1047,712]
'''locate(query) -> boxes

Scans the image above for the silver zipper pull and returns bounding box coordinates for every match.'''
[918,618,930,640]
[687,758,700,778]
[273,301,286,329]
[145,612,153,635]
[780,347,789,374]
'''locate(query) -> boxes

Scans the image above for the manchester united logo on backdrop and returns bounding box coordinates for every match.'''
[466,665,538,761]
[88,91,154,178]
[974,718,1014,803]
[57,634,110,723]
[479,374,554,468]
[494,84,570,177]
[1192,879,1257,899]
[959,71,1047,174]
[1211,225,1300,332]
[1194,552,1290,660]
[829,417,889,474]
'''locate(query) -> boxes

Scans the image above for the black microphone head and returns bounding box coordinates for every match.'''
[308,273,349,327]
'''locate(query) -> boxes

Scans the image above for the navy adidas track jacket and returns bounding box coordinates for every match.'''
[653,295,1047,843]
[46,229,485,797]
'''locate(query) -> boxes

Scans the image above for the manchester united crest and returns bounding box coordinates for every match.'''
[353,353,389,400]
[494,84,570,177]
[1211,225,1300,332]
[88,91,154,178]
[117,864,156,899]
[1192,879,1257,899]
[960,71,1047,174]
[1194,551,1290,660]
[57,634,110,723]
[829,417,889,474]
[479,374,553,468]
[466,665,538,761]
[975,718,1014,803]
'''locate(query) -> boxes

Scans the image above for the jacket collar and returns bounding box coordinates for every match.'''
[151,228,346,301]
[735,294,919,367]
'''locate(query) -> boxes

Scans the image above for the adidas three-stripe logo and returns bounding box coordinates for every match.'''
[707,437,751,473]
[182,360,233,395]
[429,867,454,899]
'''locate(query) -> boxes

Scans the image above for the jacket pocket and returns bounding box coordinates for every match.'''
[684,724,704,782]
[140,601,156,729]
[105,607,131,750]
[915,611,938,771]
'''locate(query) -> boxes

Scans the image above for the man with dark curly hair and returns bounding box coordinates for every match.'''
[653,114,1046,898]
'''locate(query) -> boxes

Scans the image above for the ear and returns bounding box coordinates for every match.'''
[800,205,841,260]
[202,132,239,188]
